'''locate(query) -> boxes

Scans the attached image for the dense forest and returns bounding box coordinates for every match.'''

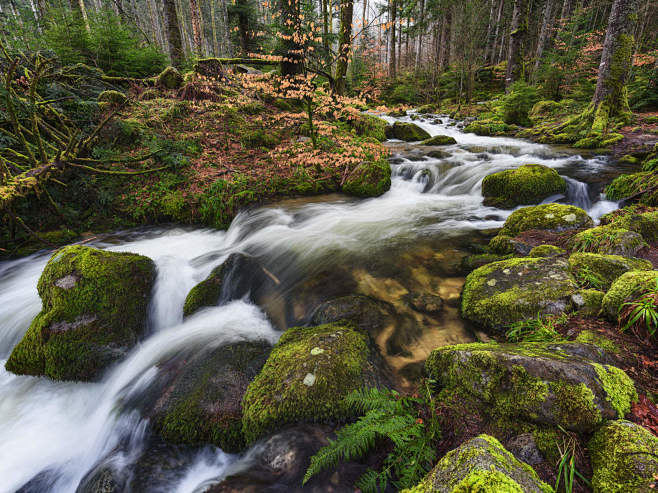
[0,0,657,492]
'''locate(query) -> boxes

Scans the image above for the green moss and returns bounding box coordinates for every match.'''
[568,225,647,256]
[241,322,376,443]
[183,264,225,317]
[240,129,279,149]
[601,270,658,320]
[5,245,155,381]
[452,469,525,492]
[609,210,658,243]
[592,363,637,418]
[98,90,127,108]
[529,245,566,257]
[575,330,619,353]
[550,381,601,429]
[386,122,431,141]
[499,204,593,236]
[350,114,388,142]
[568,252,652,290]
[589,420,658,493]
[488,235,516,254]
[572,289,605,317]
[482,164,566,209]
[606,171,658,206]
[421,135,457,146]
[461,253,514,272]
[156,66,183,89]
[342,156,391,197]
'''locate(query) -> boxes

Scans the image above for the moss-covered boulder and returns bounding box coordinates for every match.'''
[97,90,128,109]
[460,253,513,272]
[499,204,593,236]
[241,322,390,443]
[385,122,431,141]
[5,246,155,381]
[461,257,577,331]
[482,164,567,208]
[421,135,457,146]
[569,226,648,257]
[571,289,605,317]
[529,245,566,257]
[425,342,637,432]
[568,253,653,291]
[149,341,271,452]
[575,330,619,353]
[350,114,388,142]
[342,156,392,197]
[602,270,658,321]
[488,234,533,256]
[387,109,407,117]
[589,420,658,493]
[156,66,183,89]
[606,172,658,206]
[403,435,553,493]
[309,295,394,336]
[609,210,658,243]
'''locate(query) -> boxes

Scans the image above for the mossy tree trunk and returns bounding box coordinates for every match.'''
[165,0,184,67]
[335,0,354,95]
[505,0,528,89]
[189,0,203,57]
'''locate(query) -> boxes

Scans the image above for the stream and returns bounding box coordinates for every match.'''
[0,113,621,492]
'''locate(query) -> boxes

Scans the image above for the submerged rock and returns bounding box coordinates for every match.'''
[5,245,155,381]
[601,270,658,321]
[241,322,391,443]
[385,122,431,141]
[482,164,566,209]
[568,252,652,290]
[403,435,553,493]
[309,294,394,336]
[461,257,577,331]
[425,342,637,432]
[148,340,272,452]
[589,420,658,493]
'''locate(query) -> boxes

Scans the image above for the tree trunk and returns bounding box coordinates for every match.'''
[490,0,505,64]
[361,0,368,46]
[279,0,303,75]
[532,0,556,77]
[438,8,450,71]
[210,0,219,55]
[414,0,425,70]
[560,0,573,20]
[74,0,91,32]
[189,0,203,57]
[591,0,640,117]
[335,0,354,94]
[483,0,496,63]
[322,0,330,63]
[505,0,528,89]
[164,0,184,67]
[389,0,396,78]
[236,0,251,55]
[220,0,231,55]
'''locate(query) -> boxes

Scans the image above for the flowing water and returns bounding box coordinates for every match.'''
[0,113,621,492]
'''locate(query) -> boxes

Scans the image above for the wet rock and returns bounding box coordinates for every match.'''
[488,234,533,255]
[426,149,450,159]
[460,253,513,273]
[498,204,593,237]
[387,109,407,117]
[147,340,272,452]
[241,322,391,443]
[589,420,658,492]
[405,435,552,492]
[406,292,444,314]
[506,433,546,466]
[309,295,394,336]
[5,246,155,381]
[461,257,577,331]
[602,270,658,321]
[482,164,566,209]
[568,252,652,291]
[385,122,431,141]
[425,342,637,432]
[342,156,391,197]
[571,289,605,317]
[421,135,457,146]
[76,466,124,493]
[568,225,647,257]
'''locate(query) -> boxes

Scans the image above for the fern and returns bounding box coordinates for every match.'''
[303,385,441,491]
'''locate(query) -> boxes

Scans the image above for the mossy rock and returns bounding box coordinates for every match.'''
[488,235,528,255]
[5,246,155,381]
[241,322,390,443]
[575,330,619,353]
[464,122,493,136]
[427,149,450,159]
[350,114,389,142]
[150,340,271,453]
[461,257,577,331]
[183,264,225,317]
[568,252,653,291]
[529,245,566,257]
[571,289,605,317]
[482,164,566,209]
[387,109,407,117]
[589,420,658,493]
[609,211,658,243]
[601,270,658,321]
[156,66,183,89]
[309,295,394,337]
[97,90,127,108]
[606,172,658,206]
[460,253,513,273]
[342,156,391,197]
[499,204,593,236]
[569,225,648,257]
[385,122,431,141]
[421,135,457,146]
[425,342,637,432]
[403,435,553,493]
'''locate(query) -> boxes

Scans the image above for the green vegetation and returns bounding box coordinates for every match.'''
[482,164,566,208]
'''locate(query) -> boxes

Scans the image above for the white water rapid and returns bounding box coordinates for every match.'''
[0,113,620,492]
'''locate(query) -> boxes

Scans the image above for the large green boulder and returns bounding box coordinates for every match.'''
[461,257,577,331]
[425,342,637,432]
[241,322,390,443]
[5,246,155,381]
[568,253,653,291]
[482,164,567,208]
[602,270,658,321]
[421,135,457,146]
[589,420,658,493]
[499,204,593,236]
[385,122,431,141]
[569,225,648,257]
[608,210,658,243]
[342,156,392,197]
[350,114,389,142]
[149,341,271,452]
[403,435,553,493]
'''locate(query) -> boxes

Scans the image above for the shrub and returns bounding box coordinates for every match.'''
[502,82,540,126]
